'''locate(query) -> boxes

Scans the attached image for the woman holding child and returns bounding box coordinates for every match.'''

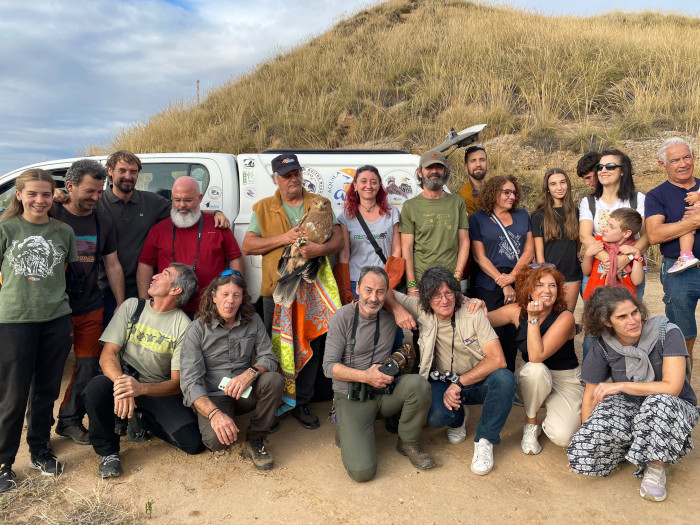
[489,266,582,455]
[567,287,698,502]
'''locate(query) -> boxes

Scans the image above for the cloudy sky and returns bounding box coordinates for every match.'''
[1,0,698,175]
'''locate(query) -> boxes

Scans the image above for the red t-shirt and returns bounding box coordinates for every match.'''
[138,213,241,312]
[583,235,637,300]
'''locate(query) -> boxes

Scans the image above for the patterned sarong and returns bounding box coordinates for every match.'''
[272,257,340,415]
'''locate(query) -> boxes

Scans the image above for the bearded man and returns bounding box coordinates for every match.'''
[136,176,243,317]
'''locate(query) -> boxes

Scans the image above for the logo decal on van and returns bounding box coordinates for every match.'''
[327,169,355,207]
[242,159,255,168]
[383,170,415,206]
[302,167,323,195]
[245,187,257,199]
[208,186,222,198]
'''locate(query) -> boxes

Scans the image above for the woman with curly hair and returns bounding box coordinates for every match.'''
[567,286,698,502]
[179,272,283,470]
[336,165,400,304]
[488,266,582,455]
[531,168,582,311]
[468,174,534,372]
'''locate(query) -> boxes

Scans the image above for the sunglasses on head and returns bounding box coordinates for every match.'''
[529,263,556,269]
[220,270,243,278]
[596,163,623,172]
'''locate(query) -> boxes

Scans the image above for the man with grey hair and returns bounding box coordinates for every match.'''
[242,153,343,430]
[400,151,469,298]
[323,266,433,482]
[52,159,125,445]
[646,137,700,368]
[136,176,243,317]
[83,263,205,478]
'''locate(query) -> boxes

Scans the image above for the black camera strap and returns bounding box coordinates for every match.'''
[348,303,381,369]
[171,214,204,271]
[119,298,147,373]
[449,313,456,374]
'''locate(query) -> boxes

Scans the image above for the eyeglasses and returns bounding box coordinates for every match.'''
[172,198,197,205]
[529,263,555,269]
[500,189,518,197]
[220,269,243,278]
[596,163,623,172]
[430,291,455,302]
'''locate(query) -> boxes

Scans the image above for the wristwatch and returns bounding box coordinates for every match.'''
[248,367,260,381]
[627,254,634,261]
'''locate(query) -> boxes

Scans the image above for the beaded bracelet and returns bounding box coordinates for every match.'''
[406,280,417,288]
[208,408,221,420]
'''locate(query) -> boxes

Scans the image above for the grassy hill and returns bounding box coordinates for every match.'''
[86,0,700,221]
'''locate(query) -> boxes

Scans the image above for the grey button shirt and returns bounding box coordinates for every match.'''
[180,314,279,407]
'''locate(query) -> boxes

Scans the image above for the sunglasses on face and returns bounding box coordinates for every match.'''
[500,189,518,197]
[596,163,623,172]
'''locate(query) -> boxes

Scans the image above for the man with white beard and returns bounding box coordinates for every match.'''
[136,176,243,317]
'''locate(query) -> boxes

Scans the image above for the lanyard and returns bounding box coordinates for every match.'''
[171,214,204,271]
[348,303,381,368]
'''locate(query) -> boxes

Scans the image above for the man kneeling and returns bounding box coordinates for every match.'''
[180,272,283,470]
[84,263,205,478]
[323,266,434,482]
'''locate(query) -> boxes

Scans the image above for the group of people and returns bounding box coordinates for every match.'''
[0,139,698,504]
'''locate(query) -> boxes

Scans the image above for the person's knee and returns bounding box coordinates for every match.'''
[401,374,431,401]
[519,362,549,384]
[346,465,376,483]
[427,406,451,429]
[173,423,206,455]
[487,368,516,391]
[259,371,284,395]
[543,422,577,448]
[83,375,113,405]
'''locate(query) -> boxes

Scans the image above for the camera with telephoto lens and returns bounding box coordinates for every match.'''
[430,370,461,385]
[348,344,416,401]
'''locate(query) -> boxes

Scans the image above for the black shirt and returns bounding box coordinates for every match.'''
[531,207,582,282]
[516,310,578,371]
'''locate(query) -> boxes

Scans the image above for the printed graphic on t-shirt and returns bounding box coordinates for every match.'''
[423,212,456,231]
[596,210,611,234]
[499,231,521,261]
[6,235,65,280]
[128,322,178,354]
[353,232,387,241]
[75,234,97,263]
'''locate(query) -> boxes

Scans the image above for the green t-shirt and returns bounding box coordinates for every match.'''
[0,216,77,323]
[399,192,469,282]
[247,202,339,235]
[100,297,191,383]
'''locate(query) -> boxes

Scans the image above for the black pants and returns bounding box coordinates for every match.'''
[0,315,73,466]
[83,375,204,457]
[262,295,322,406]
[475,285,518,372]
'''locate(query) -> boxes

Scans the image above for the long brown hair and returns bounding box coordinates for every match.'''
[197,274,255,326]
[1,169,56,220]
[535,168,579,242]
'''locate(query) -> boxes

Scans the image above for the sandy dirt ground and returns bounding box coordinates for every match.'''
[4,275,699,524]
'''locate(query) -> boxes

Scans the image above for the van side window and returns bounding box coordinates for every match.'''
[135,164,210,201]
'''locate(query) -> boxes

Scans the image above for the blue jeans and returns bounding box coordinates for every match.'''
[660,258,700,339]
[427,368,516,445]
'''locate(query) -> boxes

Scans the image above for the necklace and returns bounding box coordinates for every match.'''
[359,201,377,213]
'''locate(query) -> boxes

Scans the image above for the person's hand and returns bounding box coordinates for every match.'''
[686,191,700,205]
[297,239,324,259]
[113,375,144,400]
[114,397,137,419]
[495,273,514,288]
[593,382,623,402]
[281,226,305,246]
[584,240,605,258]
[618,245,641,258]
[213,211,230,229]
[393,303,417,330]
[502,284,516,304]
[210,410,239,446]
[526,299,544,319]
[53,188,68,203]
[224,371,255,400]
[443,383,462,410]
[464,297,487,315]
[363,364,394,389]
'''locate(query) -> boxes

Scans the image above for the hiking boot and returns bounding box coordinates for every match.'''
[98,454,122,479]
[384,413,400,434]
[268,418,280,434]
[0,464,17,493]
[29,448,64,476]
[396,439,435,470]
[447,406,469,444]
[668,254,699,274]
[471,438,494,476]
[56,424,90,445]
[292,404,320,430]
[127,413,150,443]
[245,438,273,470]
[521,423,542,455]
[640,464,667,502]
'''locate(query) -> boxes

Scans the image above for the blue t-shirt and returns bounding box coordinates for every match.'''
[645,178,700,259]
[468,209,532,291]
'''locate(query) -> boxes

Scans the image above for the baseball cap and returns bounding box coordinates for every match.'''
[419,151,447,169]
[271,153,303,176]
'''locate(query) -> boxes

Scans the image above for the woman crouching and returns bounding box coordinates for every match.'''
[567,287,698,502]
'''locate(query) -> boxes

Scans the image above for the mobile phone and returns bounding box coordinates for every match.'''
[218,377,252,399]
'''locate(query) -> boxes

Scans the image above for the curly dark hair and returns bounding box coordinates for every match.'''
[197,274,255,326]
[582,286,648,338]
[479,175,521,213]
[418,266,464,315]
[515,267,568,318]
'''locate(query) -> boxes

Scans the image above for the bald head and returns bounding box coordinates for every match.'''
[171,176,203,228]
[172,176,201,194]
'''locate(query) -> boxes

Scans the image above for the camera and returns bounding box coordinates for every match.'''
[430,369,461,385]
[348,344,416,401]
[347,381,369,402]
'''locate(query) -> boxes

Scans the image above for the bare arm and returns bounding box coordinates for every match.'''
[136,262,155,300]
[486,303,520,328]
[580,219,610,264]
[338,224,351,264]
[593,356,687,402]
[390,223,401,258]
[332,363,393,389]
[227,257,245,275]
[203,210,230,229]
[455,228,470,276]
[533,236,545,264]
[103,251,125,307]
[646,212,700,246]
[298,224,344,258]
[401,233,417,295]
[510,231,535,277]
[192,395,239,445]
[581,383,597,423]
[241,228,302,256]
[527,310,575,363]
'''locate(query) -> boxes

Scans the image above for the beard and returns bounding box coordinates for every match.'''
[359,297,383,316]
[468,167,487,181]
[422,173,449,191]
[171,207,202,228]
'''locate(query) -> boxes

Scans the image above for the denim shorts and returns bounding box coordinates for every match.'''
[660,258,700,339]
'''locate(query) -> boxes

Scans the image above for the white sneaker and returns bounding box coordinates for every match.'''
[668,254,699,274]
[446,406,469,444]
[471,438,494,475]
[521,423,542,455]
